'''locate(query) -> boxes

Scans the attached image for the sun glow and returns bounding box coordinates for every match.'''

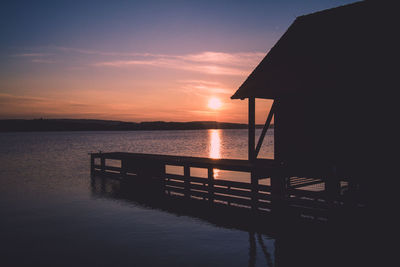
[208,97,222,110]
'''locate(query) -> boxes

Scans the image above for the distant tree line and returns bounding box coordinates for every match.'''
[0,119,271,132]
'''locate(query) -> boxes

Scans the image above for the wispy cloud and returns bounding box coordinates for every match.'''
[177,51,265,66]
[0,93,209,121]
[178,80,232,95]
[31,59,55,63]
[94,51,264,76]
[12,52,56,64]
[12,46,265,76]
[52,46,171,58]
[12,53,53,57]
[54,46,147,57]
[0,93,94,114]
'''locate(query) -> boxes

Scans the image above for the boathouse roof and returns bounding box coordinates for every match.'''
[231,0,395,100]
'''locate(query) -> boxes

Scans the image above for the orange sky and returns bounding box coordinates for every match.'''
[0,50,273,123]
[0,1,354,123]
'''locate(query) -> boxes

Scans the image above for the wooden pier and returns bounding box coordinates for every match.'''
[90,152,359,222]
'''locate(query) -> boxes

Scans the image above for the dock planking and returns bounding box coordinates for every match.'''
[90,152,277,173]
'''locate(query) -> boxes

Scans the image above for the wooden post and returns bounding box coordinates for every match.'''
[120,159,127,177]
[90,154,95,176]
[184,165,190,199]
[326,171,340,219]
[100,177,106,193]
[248,97,256,162]
[326,178,340,201]
[159,164,166,193]
[100,157,105,173]
[346,178,357,209]
[208,167,214,204]
[251,170,258,212]
[271,175,286,217]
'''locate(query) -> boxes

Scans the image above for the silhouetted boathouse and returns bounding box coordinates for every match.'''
[233,0,396,206]
[91,1,395,222]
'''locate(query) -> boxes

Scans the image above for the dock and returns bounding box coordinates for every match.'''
[90,152,359,223]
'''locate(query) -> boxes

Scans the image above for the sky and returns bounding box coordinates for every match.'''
[0,0,356,123]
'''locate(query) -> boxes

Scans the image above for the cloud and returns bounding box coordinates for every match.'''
[178,80,233,95]
[93,51,264,76]
[177,51,265,66]
[12,52,56,64]
[52,46,264,68]
[31,59,55,63]
[13,46,265,76]
[0,93,95,115]
[0,93,163,121]
[0,94,48,105]
[52,46,169,58]
[12,53,53,57]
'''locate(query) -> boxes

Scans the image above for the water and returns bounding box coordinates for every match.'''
[0,129,275,267]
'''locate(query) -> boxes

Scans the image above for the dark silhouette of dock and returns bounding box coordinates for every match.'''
[90,152,366,224]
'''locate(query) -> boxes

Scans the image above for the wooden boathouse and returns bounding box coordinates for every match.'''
[91,1,395,222]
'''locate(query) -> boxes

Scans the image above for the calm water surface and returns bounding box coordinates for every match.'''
[0,129,275,267]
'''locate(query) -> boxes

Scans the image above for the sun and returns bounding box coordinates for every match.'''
[208,97,222,110]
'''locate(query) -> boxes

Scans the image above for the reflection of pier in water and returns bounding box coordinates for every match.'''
[90,174,275,266]
[91,174,371,267]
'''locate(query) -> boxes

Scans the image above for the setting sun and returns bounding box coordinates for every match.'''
[208,98,222,110]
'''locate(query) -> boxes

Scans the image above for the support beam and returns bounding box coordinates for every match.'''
[248,97,256,162]
[274,100,281,162]
[255,101,276,158]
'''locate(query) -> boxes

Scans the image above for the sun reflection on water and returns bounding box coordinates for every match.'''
[209,129,221,159]
[209,129,221,178]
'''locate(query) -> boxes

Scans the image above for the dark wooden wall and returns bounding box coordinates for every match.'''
[274,90,379,181]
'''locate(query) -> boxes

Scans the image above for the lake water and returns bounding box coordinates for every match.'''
[0,129,276,267]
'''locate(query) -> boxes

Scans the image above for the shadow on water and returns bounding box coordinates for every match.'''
[91,174,381,267]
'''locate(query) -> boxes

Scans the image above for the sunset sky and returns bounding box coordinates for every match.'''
[1,0,355,123]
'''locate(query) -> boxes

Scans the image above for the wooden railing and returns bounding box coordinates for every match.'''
[90,152,357,222]
[164,173,272,211]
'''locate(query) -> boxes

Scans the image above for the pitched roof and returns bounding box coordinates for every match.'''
[231,0,396,100]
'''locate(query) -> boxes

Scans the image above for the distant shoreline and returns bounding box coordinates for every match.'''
[0,119,271,132]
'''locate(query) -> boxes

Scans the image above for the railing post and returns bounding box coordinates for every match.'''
[184,165,190,199]
[251,170,259,211]
[100,176,106,193]
[90,154,95,176]
[101,157,105,173]
[159,164,166,193]
[326,171,340,220]
[271,175,286,217]
[346,178,357,209]
[208,167,214,204]
[120,159,127,177]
